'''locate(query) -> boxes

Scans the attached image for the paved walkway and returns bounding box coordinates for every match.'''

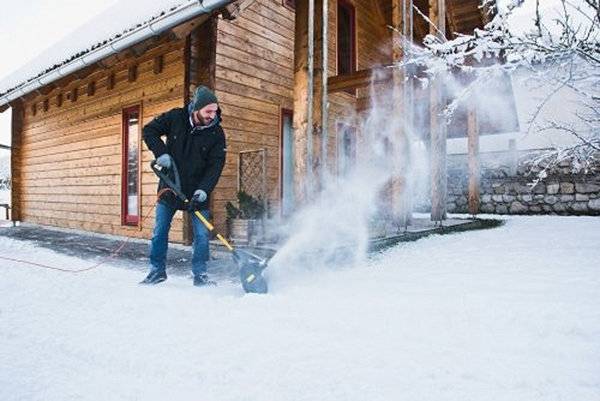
[0,222,240,283]
[0,217,499,282]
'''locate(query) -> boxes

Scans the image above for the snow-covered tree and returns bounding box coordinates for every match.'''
[399,0,599,179]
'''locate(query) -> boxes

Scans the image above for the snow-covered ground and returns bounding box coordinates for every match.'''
[1,216,599,401]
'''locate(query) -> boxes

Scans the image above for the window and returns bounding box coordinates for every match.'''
[280,109,294,216]
[337,123,356,175]
[122,106,141,226]
[337,0,356,76]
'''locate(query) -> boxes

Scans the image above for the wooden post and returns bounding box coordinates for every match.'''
[183,17,218,244]
[10,101,23,223]
[390,0,412,228]
[293,0,324,203]
[429,0,447,223]
[467,106,479,215]
[321,0,329,177]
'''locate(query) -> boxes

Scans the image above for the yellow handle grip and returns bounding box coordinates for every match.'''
[193,209,234,252]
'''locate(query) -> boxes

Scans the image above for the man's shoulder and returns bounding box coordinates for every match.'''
[163,107,186,119]
[215,125,226,140]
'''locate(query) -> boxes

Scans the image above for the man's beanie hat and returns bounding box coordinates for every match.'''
[191,86,218,111]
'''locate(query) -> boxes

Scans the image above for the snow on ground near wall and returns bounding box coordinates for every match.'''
[1,216,599,401]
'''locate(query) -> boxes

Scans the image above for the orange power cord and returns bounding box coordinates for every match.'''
[0,188,176,273]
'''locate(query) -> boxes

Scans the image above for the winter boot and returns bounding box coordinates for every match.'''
[193,274,216,287]
[140,270,167,285]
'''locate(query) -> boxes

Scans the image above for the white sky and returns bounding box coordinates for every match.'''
[0,0,117,146]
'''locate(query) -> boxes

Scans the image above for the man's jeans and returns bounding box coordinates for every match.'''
[149,201,210,278]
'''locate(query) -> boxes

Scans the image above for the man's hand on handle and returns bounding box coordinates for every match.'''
[190,189,207,211]
[156,154,172,169]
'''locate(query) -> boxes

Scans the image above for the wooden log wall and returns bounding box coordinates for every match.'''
[16,36,188,241]
[214,0,295,232]
[10,101,24,222]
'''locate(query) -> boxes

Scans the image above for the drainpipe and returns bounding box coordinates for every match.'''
[307,0,315,194]
[321,0,329,178]
[0,0,231,108]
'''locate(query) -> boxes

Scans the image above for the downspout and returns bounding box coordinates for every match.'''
[307,0,315,193]
[321,0,329,178]
[0,0,231,107]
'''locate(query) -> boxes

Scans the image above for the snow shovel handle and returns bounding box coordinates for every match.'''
[150,160,186,202]
[150,160,234,252]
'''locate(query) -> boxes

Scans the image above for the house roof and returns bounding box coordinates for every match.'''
[0,0,231,108]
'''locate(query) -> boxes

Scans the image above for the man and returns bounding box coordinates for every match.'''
[140,86,227,286]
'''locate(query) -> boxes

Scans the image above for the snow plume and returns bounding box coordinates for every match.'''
[267,0,599,289]
[268,78,431,290]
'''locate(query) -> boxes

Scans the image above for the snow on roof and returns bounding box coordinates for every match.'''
[0,0,198,99]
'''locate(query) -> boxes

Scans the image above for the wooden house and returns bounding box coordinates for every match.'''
[0,0,496,243]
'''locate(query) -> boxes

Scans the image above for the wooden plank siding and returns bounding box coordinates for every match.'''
[212,0,295,232]
[16,36,188,241]
[325,0,392,174]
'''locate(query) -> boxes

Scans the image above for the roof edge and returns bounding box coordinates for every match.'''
[0,0,232,108]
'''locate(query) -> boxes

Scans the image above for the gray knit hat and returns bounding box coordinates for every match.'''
[190,86,218,111]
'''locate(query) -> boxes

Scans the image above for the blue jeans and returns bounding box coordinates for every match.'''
[149,201,210,278]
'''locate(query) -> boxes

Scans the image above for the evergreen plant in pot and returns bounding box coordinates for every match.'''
[225,191,265,244]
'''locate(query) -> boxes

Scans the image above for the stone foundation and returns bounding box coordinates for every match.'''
[447,153,600,215]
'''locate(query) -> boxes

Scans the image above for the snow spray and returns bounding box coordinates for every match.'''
[266,66,432,290]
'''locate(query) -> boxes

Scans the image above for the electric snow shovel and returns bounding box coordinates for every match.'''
[151,159,268,294]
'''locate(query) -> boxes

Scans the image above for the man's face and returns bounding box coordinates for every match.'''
[196,103,218,126]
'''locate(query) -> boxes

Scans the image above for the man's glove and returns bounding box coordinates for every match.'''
[156,154,172,169]
[190,189,208,211]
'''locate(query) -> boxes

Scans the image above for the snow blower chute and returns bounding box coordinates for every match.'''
[151,159,268,294]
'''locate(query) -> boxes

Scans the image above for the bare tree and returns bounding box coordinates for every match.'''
[400,0,599,179]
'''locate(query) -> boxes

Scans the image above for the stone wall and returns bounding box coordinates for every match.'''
[447,152,600,215]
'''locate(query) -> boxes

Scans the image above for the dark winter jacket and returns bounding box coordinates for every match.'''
[143,107,227,211]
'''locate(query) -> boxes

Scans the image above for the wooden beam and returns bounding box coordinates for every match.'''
[107,72,116,90]
[10,101,24,222]
[171,14,210,40]
[327,68,393,93]
[430,0,448,222]
[467,106,479,215]
[68,87,78,102]
[188,18,218,93]
[38,83,57,96]
[222,0,258,20]
[128,65,138,82]
[87,81,96,97]
[72,65,97,80]
[183,17,218,245]
[292,0,324,203]
[390,0,412,228]
[153,55,164,74]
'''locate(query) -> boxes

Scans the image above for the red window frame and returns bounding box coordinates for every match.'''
[121,106,141,226]
[337,0,356,76]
